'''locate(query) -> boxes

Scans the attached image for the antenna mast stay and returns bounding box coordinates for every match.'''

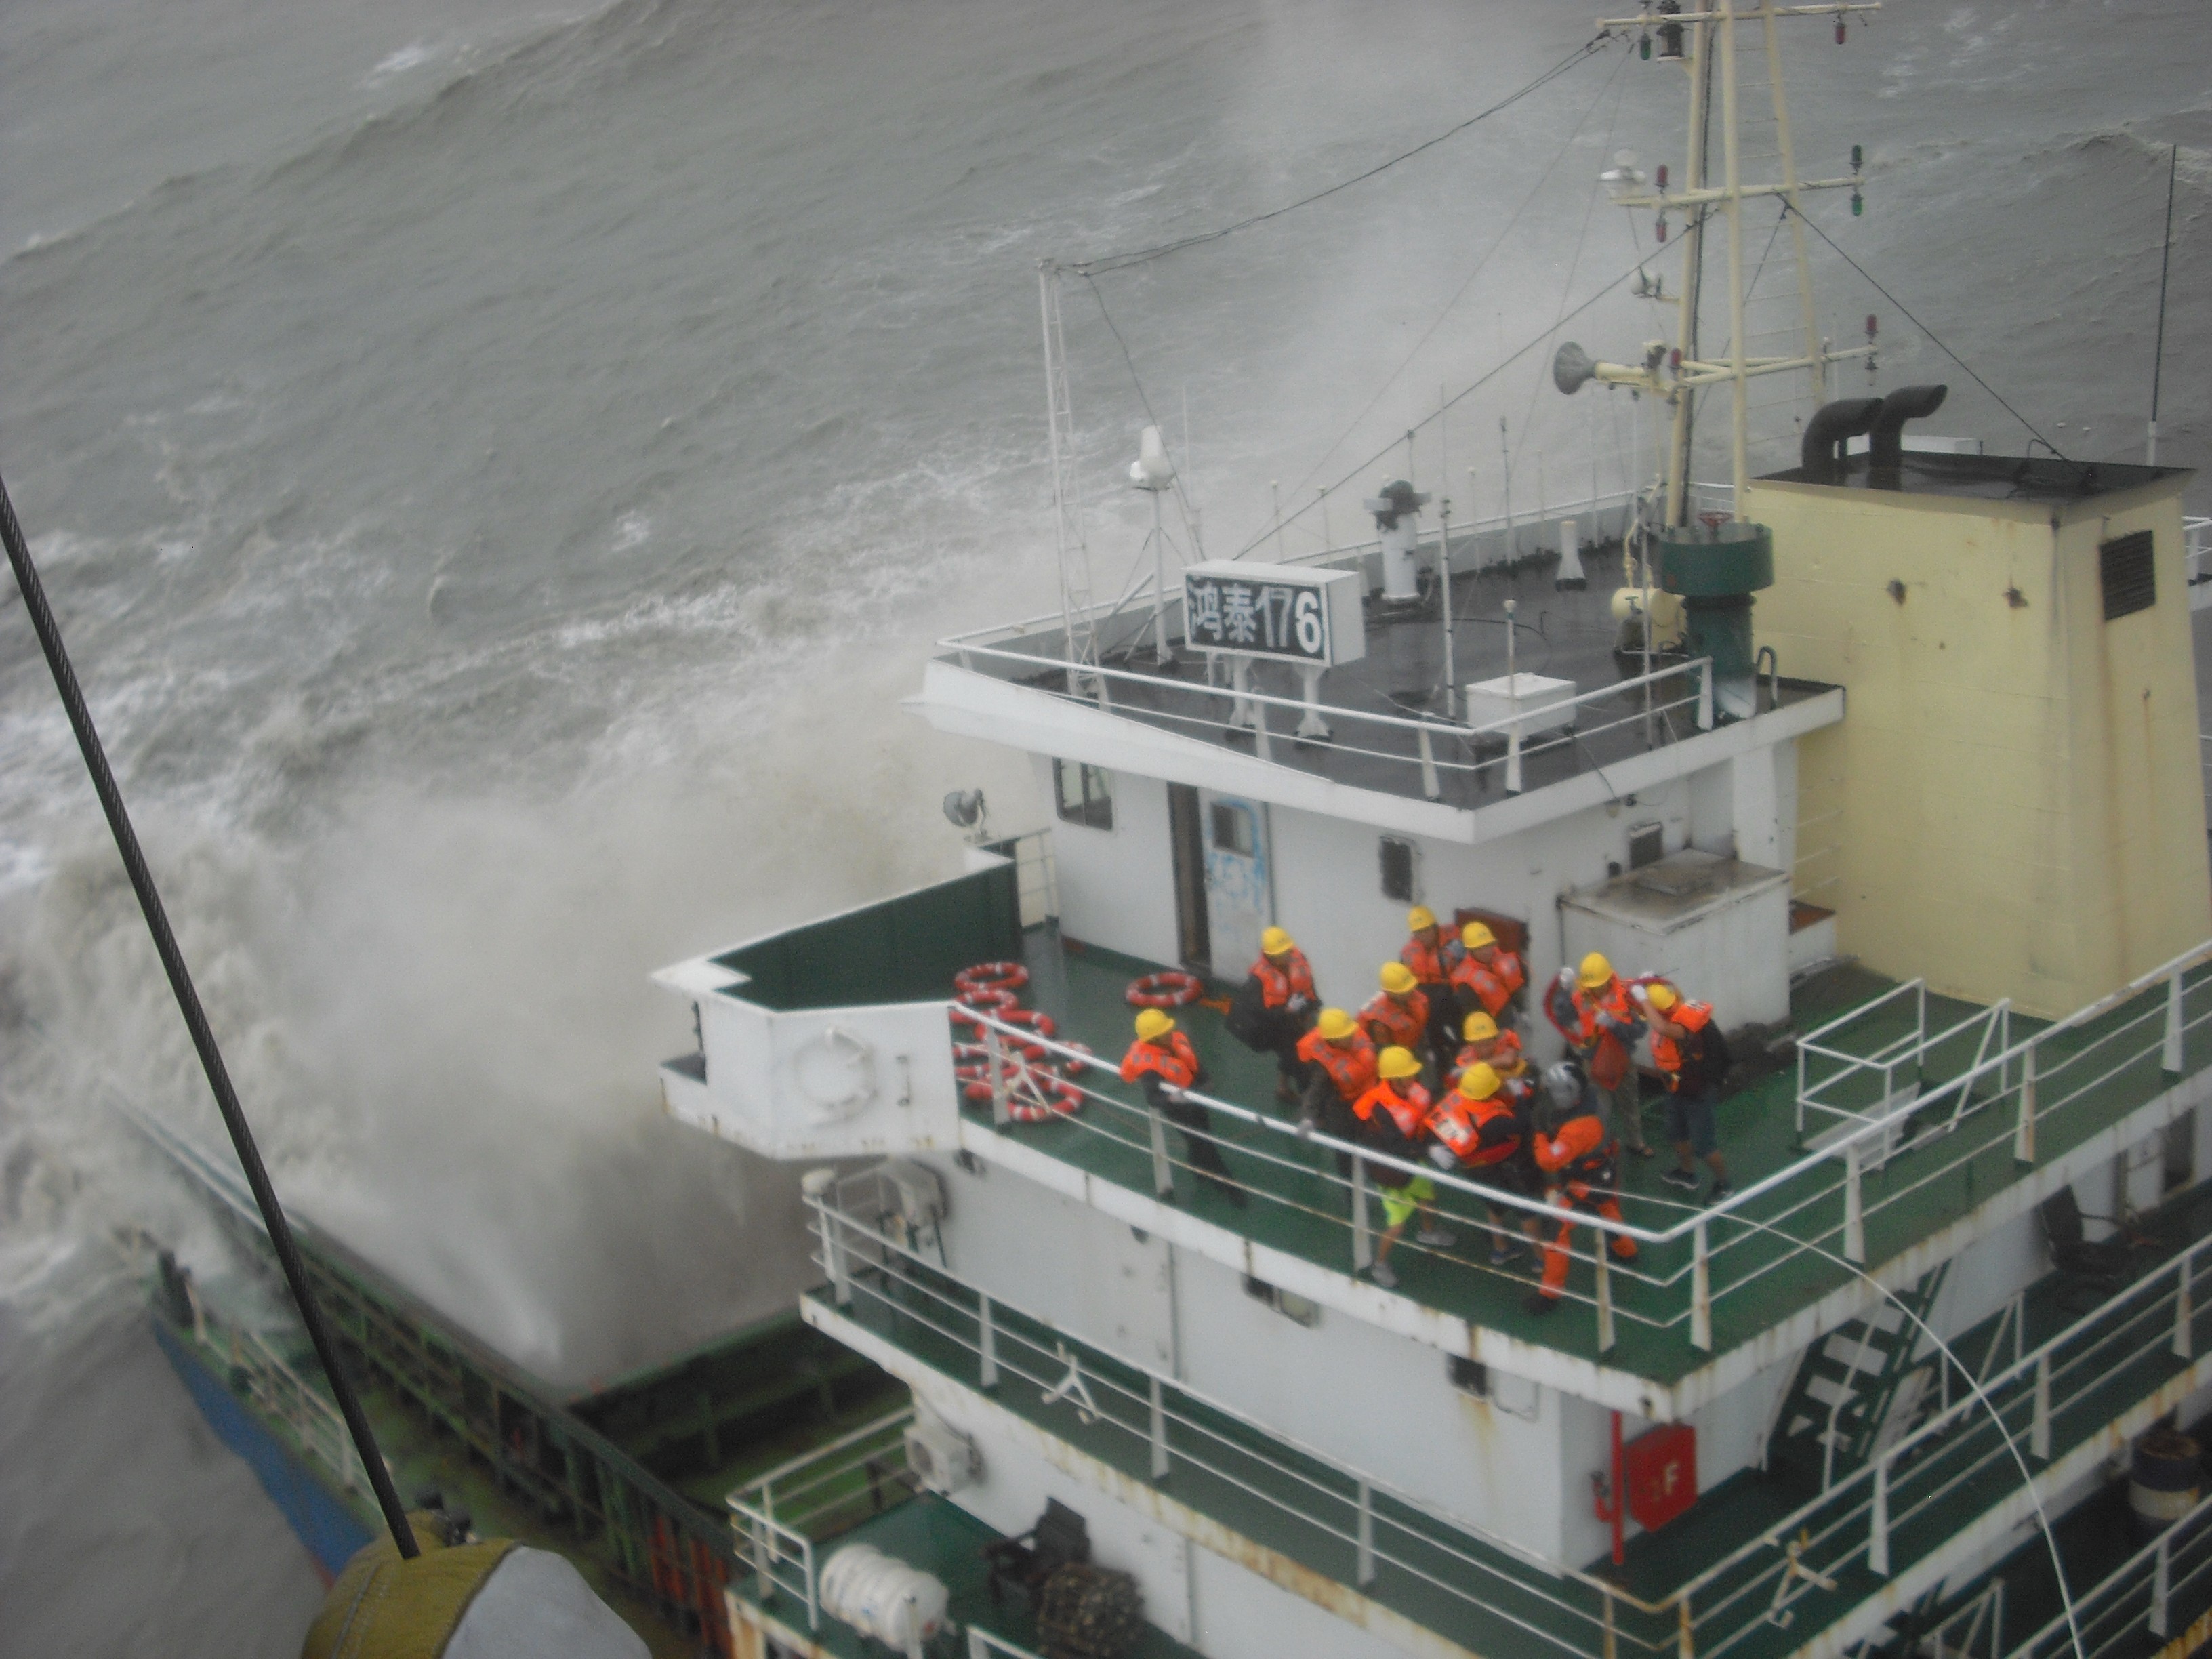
[1039,261,1104,701]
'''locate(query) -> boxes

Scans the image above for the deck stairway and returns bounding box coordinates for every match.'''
[1765,1264,1948,1494]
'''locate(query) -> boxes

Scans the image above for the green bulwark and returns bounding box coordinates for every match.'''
[712,863,1022,1012]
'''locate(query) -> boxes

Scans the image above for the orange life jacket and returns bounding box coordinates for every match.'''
[1120,1030,1199,1090]
[1297,1027,1378,1102]
[1452,1030,1527,1084]
[1252,948,1316,1009]
[1534,1113,1617,1189]
[1401,933,1448,987]
[1360,988,1429,1051]
[1649,998,1715,1079]
[1448,948,1526,1018]
[1571,976,1640,1089]
[1431,1090,1523,1168]
[1352,1078,1433,1142]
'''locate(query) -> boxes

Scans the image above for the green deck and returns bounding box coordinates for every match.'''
[732,1493,1203,1659]
[989,927,2212,1384]
[813,1183,2212,1659]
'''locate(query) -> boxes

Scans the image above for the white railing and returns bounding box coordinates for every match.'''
[178,1273,365,1497]
[1927,1570,2003,1658]
[966,933,2212,1355]
[808,1170,2212,1659]
[939,630,1717,803]
[725,1406,919,1634]
[2009,1492,2212,1658]
[805,1186,1666,1659]
[728,1405,917,1538]
[1794,981,2013,1169]
[1675,1242,2212,1659]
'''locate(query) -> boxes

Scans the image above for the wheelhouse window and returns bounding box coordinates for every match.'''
[1210,800,1255,856]
[1378,836,1417,903]
[1053,760,1113,830]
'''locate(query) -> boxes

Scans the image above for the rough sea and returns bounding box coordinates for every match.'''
[0,0,2203,1650]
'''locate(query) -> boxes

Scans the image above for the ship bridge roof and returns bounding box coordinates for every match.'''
[1757,449,2192,509]
[926,563,1839,830]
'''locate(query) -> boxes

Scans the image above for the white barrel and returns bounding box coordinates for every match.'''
[818,1544,950,1650]
[1379,518,1420,602]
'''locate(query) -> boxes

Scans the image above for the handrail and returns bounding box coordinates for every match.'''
[804,1190,1673,1650]
[943,632,1714,749]
[1671,1237,2212,1614]
[966,930,2212,1355]
[2007,1489,2212,1656]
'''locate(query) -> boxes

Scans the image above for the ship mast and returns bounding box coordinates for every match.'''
[1595,2,1879,523]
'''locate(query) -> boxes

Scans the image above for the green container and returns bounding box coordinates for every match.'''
[1656,522,1774,597]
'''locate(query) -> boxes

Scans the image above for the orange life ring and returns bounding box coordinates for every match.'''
[1058,1041,1096,1080]
[1126,970,1204,1008]
[993,1067,1084,1122]
[998,1008,1057,1040]
[955,985,1018,1012]
[954,961,1030,996]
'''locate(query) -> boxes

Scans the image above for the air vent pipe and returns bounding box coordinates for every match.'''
[1867,384,1950,472]
[1800,397,1883,483]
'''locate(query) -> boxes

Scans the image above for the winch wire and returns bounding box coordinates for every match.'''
[0,468,422,1560]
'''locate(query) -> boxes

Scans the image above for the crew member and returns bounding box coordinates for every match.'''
[1120,1009,1244,1208]
[1543,952,1652,1158]
[1232,926,1319,1104]
[1361,962,1431,1063]
[1447,921,1526,1024]
[1449,1010,1527,1090]
[1633,980,1734,1202]
[1525,1062,1640,1315]
[1351,1046,1454,1288]
[1399,906,1460,1064]
[1296,1007,1377,1158]
[1428,1063,1541,1265]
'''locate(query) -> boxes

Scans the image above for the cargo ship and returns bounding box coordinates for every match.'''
[142,5,2212,1657]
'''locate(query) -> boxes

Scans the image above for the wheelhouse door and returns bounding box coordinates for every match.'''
[1199,792,1272,981]
[1167,783,1210,970]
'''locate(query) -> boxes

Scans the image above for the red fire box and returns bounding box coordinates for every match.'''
[1625,1423,1698,1532]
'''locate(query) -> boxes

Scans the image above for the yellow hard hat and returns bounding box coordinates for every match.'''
[1315,1007,1357,1041]
[1646,982,1679,1012]
[1407,905,1437,933]
[1134,1008,1176,1041]
[1578,951,1614,990]
[1261,926,1294,957]
[1380,962,1418,995]
[1456,1062,1501,1099]
[1461,921,1496,951]
[1377,1045,1422,1080]
[1461,1010,1498,1043]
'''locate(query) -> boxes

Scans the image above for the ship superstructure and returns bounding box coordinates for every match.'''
[648,10,2212,1659]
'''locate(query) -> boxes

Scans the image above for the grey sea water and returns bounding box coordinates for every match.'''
[0,0,2203,1650]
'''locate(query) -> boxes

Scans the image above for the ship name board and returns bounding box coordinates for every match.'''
[1181,562,1366,667]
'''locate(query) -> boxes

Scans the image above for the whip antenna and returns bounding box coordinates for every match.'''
[0,468,420,1560]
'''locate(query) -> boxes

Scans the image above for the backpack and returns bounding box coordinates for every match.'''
[1223,972,1271,1050]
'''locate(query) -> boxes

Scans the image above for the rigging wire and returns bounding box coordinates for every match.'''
[1230,241,1683,559]
[1066,33,1622,278]
[1788,203,2064,457]
[0,468,422,1559]
[1080,274,1206,562]
[1282,49,1635,524]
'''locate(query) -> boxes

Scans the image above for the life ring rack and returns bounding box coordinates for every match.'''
[1126,970,1204,1008]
